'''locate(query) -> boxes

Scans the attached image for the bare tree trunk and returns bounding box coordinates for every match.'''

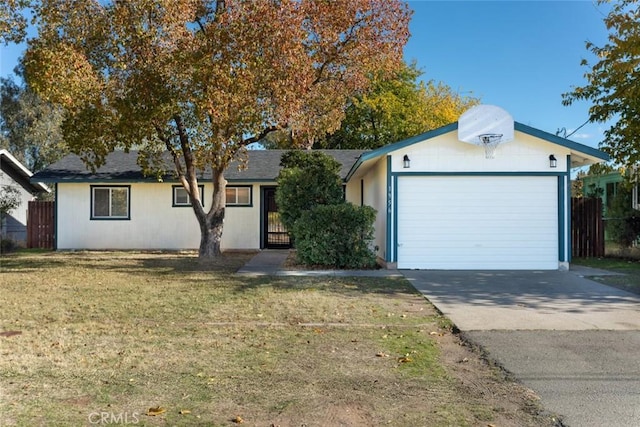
[195,168,227,259]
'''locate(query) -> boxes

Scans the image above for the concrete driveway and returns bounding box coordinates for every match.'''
[402,269,640,330]
[403,268,640,427]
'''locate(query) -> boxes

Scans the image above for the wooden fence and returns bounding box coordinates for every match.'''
[27,200,55,249]
[571,197,604,258]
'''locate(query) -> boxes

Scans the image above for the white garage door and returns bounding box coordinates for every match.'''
[397,176,558,270]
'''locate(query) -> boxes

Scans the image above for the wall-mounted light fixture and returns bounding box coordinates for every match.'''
[549,154,557,168]
[403,154,410,169]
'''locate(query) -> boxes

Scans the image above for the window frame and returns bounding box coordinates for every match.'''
[225,185,253,207]
[90,185,131,220]
[172,185,204,207]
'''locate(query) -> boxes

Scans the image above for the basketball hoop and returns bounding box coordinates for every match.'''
[478,133,503,159]
[458,105,514,158]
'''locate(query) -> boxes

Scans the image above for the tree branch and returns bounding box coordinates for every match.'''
[240,125,281,146]
[154,122,186,183]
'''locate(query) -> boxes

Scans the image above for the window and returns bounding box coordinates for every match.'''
[606,182,618,209]
[225,186,252,206]
[172,185,204,207]
[91,186,130,220]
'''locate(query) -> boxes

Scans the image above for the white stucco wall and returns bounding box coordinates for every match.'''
[346,127,580,269]
[358,157,388,261]
[389,131,571,174]
[56,182,262,250]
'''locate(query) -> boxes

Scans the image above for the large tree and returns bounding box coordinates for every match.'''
[315,61,479,149]
[0,73,66,172]
[562,0,640,167]
[23,0,411,258]
[0,0,30,44]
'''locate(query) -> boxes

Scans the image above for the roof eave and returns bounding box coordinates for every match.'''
[345,123,459,181]
[514,122,610,163]
[1,149,51,193]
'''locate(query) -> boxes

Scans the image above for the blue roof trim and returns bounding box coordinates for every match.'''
[514,122,610,161]
[345,121,610,181]
[345,122,459,181]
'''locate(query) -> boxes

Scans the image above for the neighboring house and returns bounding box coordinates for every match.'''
[581,168,640,243]
[32,105,608,270]
[581,169,640,212]
[0,150,50,245]
[581,171,624,212]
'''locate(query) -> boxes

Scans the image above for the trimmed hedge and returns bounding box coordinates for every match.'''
[293,203,377,269]
[275,151,344,232]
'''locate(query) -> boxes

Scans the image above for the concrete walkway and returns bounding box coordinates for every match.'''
[236,249,290,276]
[236,249,403,277]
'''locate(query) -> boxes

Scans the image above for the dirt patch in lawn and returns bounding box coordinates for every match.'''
[0,251,558,426]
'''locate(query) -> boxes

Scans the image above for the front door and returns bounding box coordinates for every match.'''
[262,187,291,249]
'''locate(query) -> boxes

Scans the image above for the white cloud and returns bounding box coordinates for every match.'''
[569,133,591,140]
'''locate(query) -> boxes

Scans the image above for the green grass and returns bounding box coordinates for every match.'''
[572,256,640,294]
[0,251,551,426]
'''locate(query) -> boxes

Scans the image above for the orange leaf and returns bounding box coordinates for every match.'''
[146,406,166,416]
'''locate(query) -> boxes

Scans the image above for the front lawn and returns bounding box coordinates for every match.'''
[572,256,640,295]
[0,252,553,426]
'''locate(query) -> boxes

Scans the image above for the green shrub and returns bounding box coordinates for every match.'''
[293,203,377,269]
[606,185,640,248]
[275,151,344,232]
[0,238,18,254]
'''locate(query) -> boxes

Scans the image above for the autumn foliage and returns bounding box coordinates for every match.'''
[24,0,411,257]
[563,0,640,167]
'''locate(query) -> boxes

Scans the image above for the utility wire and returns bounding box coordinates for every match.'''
[565,118,591,138]
[556,118,591,139]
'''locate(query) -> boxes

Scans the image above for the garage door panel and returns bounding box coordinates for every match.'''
[397,176,558,270]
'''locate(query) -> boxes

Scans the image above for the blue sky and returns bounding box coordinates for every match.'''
[403,0,611,149]
[0,1,612,149]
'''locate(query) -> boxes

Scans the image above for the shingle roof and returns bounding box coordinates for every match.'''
[31,149,368,183]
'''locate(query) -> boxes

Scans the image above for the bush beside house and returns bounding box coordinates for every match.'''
[276,151,377,268]
[294,203,377,269]
[606,184,640,249]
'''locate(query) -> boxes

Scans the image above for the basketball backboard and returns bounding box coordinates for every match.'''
[458,105,514,146]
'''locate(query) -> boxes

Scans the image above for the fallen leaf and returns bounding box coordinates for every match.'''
[232,415,244,424]
[147,406,166,416]
[398,356,412,363]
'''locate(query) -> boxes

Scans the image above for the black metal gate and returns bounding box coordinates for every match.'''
[263,187,291,248]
